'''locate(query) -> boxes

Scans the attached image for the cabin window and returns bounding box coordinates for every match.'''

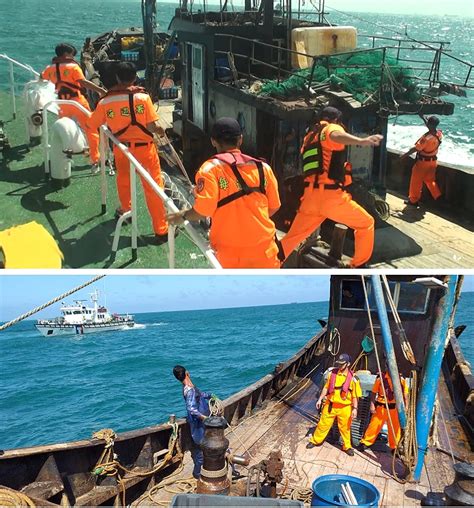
[73,310,81,314]
[340,279,429,314]
[193,46,202,69]
[397,282,429,313]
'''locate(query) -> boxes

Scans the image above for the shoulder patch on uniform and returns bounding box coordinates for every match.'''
[196,178,205,192]
[218,176,229,190]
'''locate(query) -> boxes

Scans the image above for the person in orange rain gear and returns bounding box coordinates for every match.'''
[88,62,168,242]
[167,117,281,268]
[280,106,383,268]
[41,43,107,167]
[358,368,408,452]
[308,353,362,456]
[400,115,442,207]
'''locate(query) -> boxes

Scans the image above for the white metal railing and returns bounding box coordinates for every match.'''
[0,54,39,119]
[99,125,221,269]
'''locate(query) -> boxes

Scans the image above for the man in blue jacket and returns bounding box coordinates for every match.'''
[173,365,212,478]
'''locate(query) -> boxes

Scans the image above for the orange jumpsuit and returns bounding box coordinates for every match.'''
[281,122,374,267]
[193,149,281,268]
[41,59,99,164]
[310,370,362,451]
[88,89,168,236]
[408,130,442,204]
[360,373,408,449]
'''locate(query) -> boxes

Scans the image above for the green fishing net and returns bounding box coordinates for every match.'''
[259,50,420,104]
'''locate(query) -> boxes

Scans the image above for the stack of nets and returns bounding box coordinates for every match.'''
[259,50,420,104]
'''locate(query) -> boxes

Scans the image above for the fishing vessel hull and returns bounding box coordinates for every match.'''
[35,320,135,337]
[1,276,472,507]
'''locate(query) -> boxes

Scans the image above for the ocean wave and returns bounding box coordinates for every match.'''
[387,124,474,171]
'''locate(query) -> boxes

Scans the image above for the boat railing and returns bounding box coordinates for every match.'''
[360,34,474,89]
[214,33,473,100]
[0,53,39,120]
[98,125,222,269]
[39,99,221,269]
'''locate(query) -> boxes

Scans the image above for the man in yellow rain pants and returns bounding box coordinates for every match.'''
[308,353,362,456]
[358,368,408,452]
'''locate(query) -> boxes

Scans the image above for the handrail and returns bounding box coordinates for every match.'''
[40,99,220,268]
[0,53,39,120]
[98,126,221,269]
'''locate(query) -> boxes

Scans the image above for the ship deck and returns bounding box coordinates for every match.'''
[1,90,473,269]
[140,371,473,507]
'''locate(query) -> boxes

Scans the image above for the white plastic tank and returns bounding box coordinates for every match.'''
[23,80,58,140]
[292,26,357,69]
[50,117,87,187]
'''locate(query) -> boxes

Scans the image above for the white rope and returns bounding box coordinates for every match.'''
[0,275,106,331]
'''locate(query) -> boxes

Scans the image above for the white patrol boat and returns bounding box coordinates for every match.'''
[35,290,135,337]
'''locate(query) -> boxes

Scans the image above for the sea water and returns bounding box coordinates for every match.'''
[0,0,472,169]
[0,295,472,451]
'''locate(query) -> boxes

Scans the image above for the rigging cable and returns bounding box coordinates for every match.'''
[0,275,106,331]
[381,274,416,365]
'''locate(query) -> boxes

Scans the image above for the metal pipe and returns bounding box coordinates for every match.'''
[130,160,138,259]
[9,61,16,119]
[102,127,221,269]
[99,127,108,215]
[413,276,458,481]
[370,275,407,430]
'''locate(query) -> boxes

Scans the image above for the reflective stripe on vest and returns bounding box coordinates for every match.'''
[302,125,324,176]
[214,152,266,208]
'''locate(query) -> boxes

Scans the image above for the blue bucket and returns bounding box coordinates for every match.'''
[311,474,380,507]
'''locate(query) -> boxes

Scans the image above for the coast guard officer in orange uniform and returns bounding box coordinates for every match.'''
[281,107,382,268]
[400,115,442,207]
[308,353,362,456]
[167,117,281,268]
[88,62,168,242]
[358,369,408,452]
[41,43,106,167]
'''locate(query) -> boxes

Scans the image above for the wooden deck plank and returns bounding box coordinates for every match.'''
[371,194,474,268]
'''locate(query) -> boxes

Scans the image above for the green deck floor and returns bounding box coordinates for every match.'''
[0,91,211,268]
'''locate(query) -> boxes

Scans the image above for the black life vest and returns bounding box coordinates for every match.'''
[213,152,266,208]
[51,57,84,99]
[104,87,154,140]
[301,123,348,185]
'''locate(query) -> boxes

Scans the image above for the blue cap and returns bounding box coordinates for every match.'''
[336,353,351,364]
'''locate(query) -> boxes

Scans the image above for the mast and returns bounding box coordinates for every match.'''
[142,0,157,99]
[370,275,407,430]
[413,276,458,481]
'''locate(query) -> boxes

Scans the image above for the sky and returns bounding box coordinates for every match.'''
[0,274,331,321]
[155,0,474,17]
[0,274,472,322]
[321,0,474,17]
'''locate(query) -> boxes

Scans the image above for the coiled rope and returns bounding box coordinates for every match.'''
[0,275,106,331]
[0,487,35,507]
[92,420,182,506]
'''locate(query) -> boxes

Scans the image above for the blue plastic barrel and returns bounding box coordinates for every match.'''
[311,474,380,507]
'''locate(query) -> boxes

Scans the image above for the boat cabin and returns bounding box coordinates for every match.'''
[167,0,457,219]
